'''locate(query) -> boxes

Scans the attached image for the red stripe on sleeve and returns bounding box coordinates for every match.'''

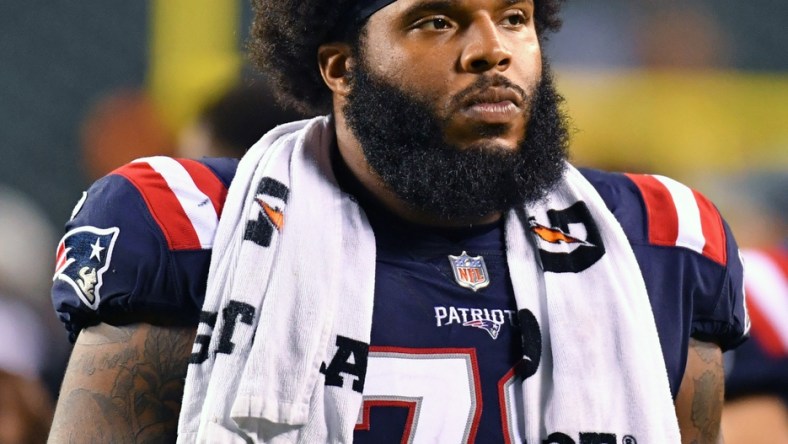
[745,291,788,357]
[693,190,727,265]
[178,158,229,217]
[112,162,202,250]
[624,173,679,247]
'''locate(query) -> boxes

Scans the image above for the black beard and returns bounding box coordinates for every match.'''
[343,58,570,221]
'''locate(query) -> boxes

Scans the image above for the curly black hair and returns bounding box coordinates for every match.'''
[249,0,565,115]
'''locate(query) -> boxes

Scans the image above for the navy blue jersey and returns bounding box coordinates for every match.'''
[52,157,238,338]
[52,157,747,442]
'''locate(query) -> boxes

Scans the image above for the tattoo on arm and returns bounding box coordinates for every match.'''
[49,323,197,444]
[676,338,725,444]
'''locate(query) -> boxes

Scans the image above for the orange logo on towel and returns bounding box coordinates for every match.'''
[244,177,289,247]
[526,202,605,273]
[529,221,593,247]
[257,198,284,231]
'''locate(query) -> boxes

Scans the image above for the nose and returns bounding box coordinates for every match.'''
[459,17,512,73]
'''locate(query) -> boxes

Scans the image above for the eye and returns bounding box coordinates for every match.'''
[416,16,453,31]
[502,11,528,27]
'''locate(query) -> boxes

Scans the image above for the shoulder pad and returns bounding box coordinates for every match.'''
[52,156,237,340]
[110,156,231,250]
[583,168,728,265]
[582,168,747,351]
[624,173,727,265]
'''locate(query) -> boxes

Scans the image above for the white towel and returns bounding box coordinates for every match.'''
[178,115,681,443]
[506,166,681,442]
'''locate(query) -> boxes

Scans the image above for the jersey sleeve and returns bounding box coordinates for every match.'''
[51,156,237,341]
[583,169,749,351]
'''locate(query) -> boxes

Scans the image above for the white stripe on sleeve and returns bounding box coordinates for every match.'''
[654,175,705,254]
[134,156,219,249]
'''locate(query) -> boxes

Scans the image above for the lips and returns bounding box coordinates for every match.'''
[463,87,524,109]
[460,87,524,123]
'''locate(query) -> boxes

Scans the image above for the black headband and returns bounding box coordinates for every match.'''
[352,0,397,23]
[335,0,397,38]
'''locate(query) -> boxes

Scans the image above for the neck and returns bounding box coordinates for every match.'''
[333,111,502,228]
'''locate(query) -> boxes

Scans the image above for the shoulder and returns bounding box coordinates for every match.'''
[107,156,237,249]
[581,168,747,349]
[580,168,727,265]
[52,157,239,340]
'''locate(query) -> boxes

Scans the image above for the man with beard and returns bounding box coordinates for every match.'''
[50,0,747,442]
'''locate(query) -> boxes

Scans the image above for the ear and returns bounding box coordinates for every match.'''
[318,43,354,97]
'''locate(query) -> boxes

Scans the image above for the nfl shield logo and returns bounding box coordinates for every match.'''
[448,251,490,292]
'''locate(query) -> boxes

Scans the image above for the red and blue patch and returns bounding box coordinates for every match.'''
[463,318,502,339]
[54,226,119,310]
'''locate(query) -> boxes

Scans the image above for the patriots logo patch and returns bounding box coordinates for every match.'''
[463,319,503,339]
[53,226,119,310]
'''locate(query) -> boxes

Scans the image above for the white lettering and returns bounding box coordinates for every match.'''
[435,307,447,327]
[448,307,461,325]
[457,308,470,324]
[434,306,520,327]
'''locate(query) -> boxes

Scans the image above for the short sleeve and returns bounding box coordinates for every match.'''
[621,172,748,351]
[581,168,749,395]
[583,168,748,349]
[51,156,236,341]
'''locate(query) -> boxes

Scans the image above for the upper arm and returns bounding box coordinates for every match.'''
[49,322,197,443]
[52,157,231,339]
[49,159,235,441]
[675,338,726,444]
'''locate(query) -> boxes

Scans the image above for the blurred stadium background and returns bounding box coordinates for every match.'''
[0,1,786,435]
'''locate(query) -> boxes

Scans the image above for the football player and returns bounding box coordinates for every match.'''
[50,0,747,442]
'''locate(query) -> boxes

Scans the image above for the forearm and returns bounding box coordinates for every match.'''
[48,323,196,444]
[675,338,726,444]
